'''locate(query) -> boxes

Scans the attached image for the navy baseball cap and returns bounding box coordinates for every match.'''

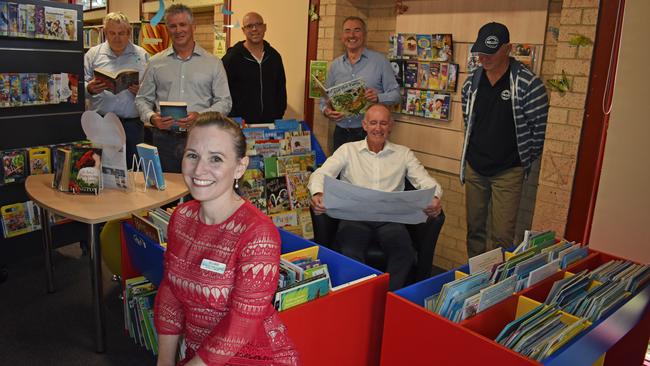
[471,22,510,54]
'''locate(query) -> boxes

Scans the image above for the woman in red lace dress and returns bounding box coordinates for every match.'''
[154,112,301,366]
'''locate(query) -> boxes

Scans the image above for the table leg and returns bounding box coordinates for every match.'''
[89,223,106,353]
[39,206,55,293]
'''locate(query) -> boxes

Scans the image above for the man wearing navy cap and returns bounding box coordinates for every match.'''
[460,22,549,258]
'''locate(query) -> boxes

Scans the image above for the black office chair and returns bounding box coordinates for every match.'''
[310,180,445,286]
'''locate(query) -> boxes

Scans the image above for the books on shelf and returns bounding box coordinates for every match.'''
[391,33,453,62]
[93,68,139,95]
[1,200,41,238]
[136,143,165,190]
[28,146,52,175]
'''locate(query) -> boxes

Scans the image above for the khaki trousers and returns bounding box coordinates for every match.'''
[465,163,524,259]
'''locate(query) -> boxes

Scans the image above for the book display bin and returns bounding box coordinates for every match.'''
[380,249,650,366]
[121,223,389,366]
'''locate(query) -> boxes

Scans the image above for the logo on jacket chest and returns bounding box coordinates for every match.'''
[500,90,511,101]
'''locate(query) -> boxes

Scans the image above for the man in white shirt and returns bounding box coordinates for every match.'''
[308,104,443,290]
[84,12,149,165]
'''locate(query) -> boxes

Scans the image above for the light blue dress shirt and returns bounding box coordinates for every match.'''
[84,42,150,119]
[320,47,401,128]
[135,43,232,125]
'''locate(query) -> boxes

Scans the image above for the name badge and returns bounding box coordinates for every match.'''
[200,258,226,274]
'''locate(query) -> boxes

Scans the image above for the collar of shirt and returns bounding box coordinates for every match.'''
[163,43,208,60]
[99,42,137,58]
[342,47,369,64]
[357,138,396,156]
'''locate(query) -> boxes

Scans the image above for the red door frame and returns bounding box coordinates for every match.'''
[302,0,320,130]
[564,0,626,243]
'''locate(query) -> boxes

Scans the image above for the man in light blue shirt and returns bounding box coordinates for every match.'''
[135,4,232,173]
[320,16,401,152]
[84,12,149,165]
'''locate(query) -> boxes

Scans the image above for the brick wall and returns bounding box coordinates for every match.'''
[532,0,600,237]
[194,10,215,54]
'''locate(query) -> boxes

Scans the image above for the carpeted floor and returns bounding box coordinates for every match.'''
[0,244,156,366]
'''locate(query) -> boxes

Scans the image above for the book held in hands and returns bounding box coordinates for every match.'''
[311,76,369,116]
[93,68,139,94]
[159,101,188,132]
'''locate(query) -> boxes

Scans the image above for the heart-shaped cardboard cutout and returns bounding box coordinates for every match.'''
[81,111,126,146]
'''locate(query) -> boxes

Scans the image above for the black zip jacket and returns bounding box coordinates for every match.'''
[222,40,287,124]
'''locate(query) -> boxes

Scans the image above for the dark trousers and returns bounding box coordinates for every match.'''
[335,220,415,291]
[333,126,367,152]
[120,117,144,170]
[151,128,186,173]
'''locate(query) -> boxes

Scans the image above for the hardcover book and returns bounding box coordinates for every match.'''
[286,171,311,210]
[265,176,290,215]
[136,143,166,190]
[159,101,188,132]
[68,146,102,194]
[93,68,139,95]
[28,146,51,175]
[312,77,369,116]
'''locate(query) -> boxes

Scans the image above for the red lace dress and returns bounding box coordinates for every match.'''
[154,200,301,365]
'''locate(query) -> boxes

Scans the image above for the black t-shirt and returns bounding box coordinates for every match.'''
[466,67,521,176]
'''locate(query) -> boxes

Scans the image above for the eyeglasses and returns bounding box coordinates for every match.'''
[243,22,265,31]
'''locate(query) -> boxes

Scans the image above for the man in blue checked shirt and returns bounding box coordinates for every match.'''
[320,16,401,152]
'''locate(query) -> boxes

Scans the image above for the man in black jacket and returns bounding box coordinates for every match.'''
[222,12,287,124]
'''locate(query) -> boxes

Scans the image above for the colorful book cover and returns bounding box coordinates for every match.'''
[388,33,398,59]
[396,33,405,59]
[23,3,35,38]
[265,176,290,215]
[8,73,21,106]
[439,63,449,91]
[1,202,31,238]
[404,61,419,88]
[428,62,442,91]
[7,2,17,37]
[309,60,328,99]
[390,59,404,87]
[136,143,166,190]
[34,5,45,39]
[2,149,27,184]
[36,73,49,104]
[45,6,65,40]
[63,8,76,41]
[416,34,433,60]
[326,78,368,116]
[447,63,459,92]
[424,91,435,119]
[404,89,417,115]
[21,73,37,104]
[288,133,311,154]
[263,156,278,178]
[240,176,267,214]
[245,155,265,178]
[28,146,51,175]
[270,209,299,229]
[413,90,423,117]
[418,62,430,89]
[243,127,268,140]
[254,139,282,157]
[277,152,315,175]
[402,33,418,58]
[17,3,28,37]
[93,68,139,95]
[275,274,330,311]
[418,89,428,117]
[0,2,8,37]
[297,207,314,240]
[286,171,311,210]
[432,34,453,62]
[68,146,102,194]
[432,93,451,121]
[0,73,9,107]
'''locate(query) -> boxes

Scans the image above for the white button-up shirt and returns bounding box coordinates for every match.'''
[308,139,442,198]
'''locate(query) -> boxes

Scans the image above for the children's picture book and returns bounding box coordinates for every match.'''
[270,209,299,229]
[68,146,102,194]
[390,59,404,87]
[308,60,328,99]
[28,146,51,175]
[432,93,451,120]
[44,6,65,40]
[34,4,45,38]
[2,149,27,185]
[447,63,459,92]
[428,62,441,91]
[416,34,433,60]
[93,68,139,95]
[265,176,290,215]
[62,8,76,41]
[286,171,311,210]
[9,73,21,106]
[277,152,315,175]
[254,139,282,157]
[131,213,164,244]
[297,207,314,240]
[418,62,430,89]
[7,2,17,37]
[403,89,417,115]
[1,201,40,238]
[240,176,267,214]
[404,61,418,88]
[288,133,311,155]
[274,273,330,311]
[431,34,453,62]
[136,143,165,190]
[402,33,418,58]
[0,2,8,37]
[0,73,9,107]
[313,77,369,116]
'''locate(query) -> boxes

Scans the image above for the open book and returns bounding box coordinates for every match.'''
[93,68,139,94]
[311,76,369,116]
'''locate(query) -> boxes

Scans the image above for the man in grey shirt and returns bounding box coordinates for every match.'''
[135,4,232,173]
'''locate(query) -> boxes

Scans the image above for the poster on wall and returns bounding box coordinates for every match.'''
[214,31,226,58]
[308,60,328,99]
[140,21,170,56]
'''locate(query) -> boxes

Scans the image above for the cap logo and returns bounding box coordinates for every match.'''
[485,36,499,49]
